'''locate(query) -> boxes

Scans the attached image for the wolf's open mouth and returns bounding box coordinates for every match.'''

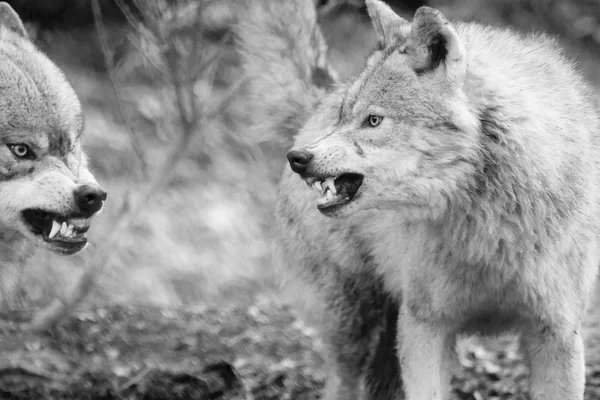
[21,209,90,254]
[306,173,364,214]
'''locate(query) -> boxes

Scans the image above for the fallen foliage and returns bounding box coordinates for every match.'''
[2,298,600,399]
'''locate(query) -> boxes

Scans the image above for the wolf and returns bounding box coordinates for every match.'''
[229,0,402,398]
[0,3,106,303]
[273,0,600,399]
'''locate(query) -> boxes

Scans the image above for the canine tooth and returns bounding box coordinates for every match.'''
[49,220,61,239]
[324,177,336,195]
[326,189,334,200]
[60,221,68,235]
[313,181,322,192]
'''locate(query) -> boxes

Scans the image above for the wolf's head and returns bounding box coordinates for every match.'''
[287,0,480,219]
[0,3,106,255]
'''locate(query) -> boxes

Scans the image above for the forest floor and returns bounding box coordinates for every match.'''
[1,289,600,400]
[0,299,535,400]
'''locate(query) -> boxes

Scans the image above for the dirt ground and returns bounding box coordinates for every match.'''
[0,284,600,400]
[0,300,542,400]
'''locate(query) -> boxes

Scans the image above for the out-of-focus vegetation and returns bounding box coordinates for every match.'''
[2,0,598,314]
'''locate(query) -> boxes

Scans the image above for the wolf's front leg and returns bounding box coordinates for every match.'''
[319,287,402,400]
[398,310,455,400]
[521,326,585,400]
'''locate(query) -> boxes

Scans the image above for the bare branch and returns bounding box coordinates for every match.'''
[124,0,166,45]
[117,364,152,393]
[92,0,149,179]
[130,0,161,23]
[121,33,170,78]
[114,0,160,47]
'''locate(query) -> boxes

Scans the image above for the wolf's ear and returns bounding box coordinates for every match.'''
[408,7,466,86]
[0,2,28,39]
[366,0,410,48]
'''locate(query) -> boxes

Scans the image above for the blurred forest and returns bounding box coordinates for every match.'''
[0,0,599,398]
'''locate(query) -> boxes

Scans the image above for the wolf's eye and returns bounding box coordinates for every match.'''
[367,114,383,127]
[8,144,35,160]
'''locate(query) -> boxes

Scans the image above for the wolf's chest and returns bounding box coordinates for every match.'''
[370,227,530,330]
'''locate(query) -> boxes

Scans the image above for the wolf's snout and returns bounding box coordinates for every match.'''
[287,149,313,174]
[74,184,107,215]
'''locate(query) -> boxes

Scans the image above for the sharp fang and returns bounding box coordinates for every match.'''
[324,177,336,195]
[313,181,322,192]
[60,221,68,235]
[49,220,61,239]
[326,189,334,200]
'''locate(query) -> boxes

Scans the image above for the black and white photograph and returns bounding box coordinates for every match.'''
[0,0,599,399]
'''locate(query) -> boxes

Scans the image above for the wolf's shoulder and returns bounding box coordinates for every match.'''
[456,21,595,126]
[457,21,564,61]
[457,21,583,88]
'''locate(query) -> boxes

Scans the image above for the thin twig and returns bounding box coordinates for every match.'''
[115,0,173,81]
[127,0,165,46]
[124,33,170,77]
[0,366,53,380]
[130,0,161,22]
[92,0,149,179]
[117,364,153,393]
[114,0,160,49]
[188,2,204,82]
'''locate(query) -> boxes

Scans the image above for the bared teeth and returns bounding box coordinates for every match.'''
[49,220,60,239]
[323,177,336,195]
[326,189,334,200]
[60,221,68,235]
[47,218,85,240]
[313,181,323,192]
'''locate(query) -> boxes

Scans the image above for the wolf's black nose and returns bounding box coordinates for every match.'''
[287,149,313,174]
[74,184,107,215]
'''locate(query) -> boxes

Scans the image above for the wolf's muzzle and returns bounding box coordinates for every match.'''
[287,149,313,175]
[74,184,107,216]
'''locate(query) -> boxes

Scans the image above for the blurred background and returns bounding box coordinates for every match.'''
[4,0,599,311]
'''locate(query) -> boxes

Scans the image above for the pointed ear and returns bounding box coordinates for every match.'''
[366,0,410,48]
[0,2,28,39]
[408,7,466,86]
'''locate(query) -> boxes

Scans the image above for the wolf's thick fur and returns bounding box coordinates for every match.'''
[0,3,106,305]
[232,0,336,145]
[231,1,402,398]
[271,0,600,399]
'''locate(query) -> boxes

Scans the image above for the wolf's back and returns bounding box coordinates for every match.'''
[231,0,336,147]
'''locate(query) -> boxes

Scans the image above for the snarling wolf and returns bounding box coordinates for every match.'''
[269,0,600,399]
[0,4,106,283]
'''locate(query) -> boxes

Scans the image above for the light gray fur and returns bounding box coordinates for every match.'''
[276,0,600,399]
[0,3,105,308]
